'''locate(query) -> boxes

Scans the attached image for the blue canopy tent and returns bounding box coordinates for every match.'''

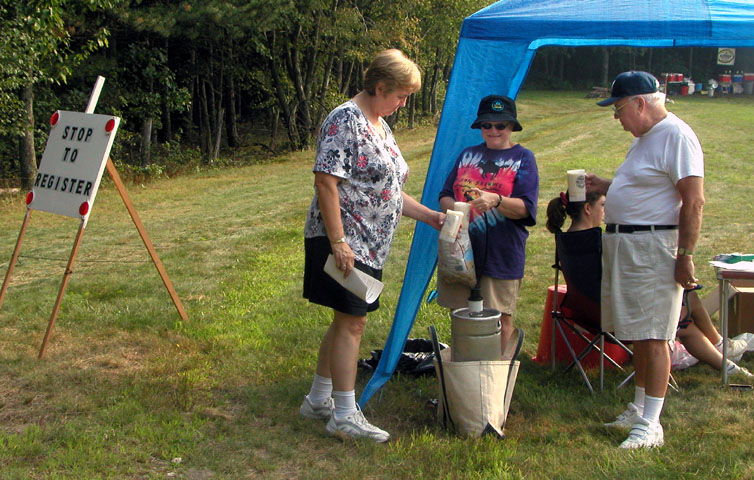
[360,0,754,406]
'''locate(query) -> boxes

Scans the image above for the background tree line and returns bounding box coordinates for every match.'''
[2,0,752,191]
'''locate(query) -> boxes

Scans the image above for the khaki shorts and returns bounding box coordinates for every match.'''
[601,229,682,341]
[436,274,521,315]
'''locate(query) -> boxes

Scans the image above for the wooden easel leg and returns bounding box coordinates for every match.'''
[39,220,86,359]
[105,158,188,321]
[0,209,32,311]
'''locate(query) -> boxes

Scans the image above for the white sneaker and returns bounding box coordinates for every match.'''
[727,339,749,362]
[604,402,643,429]
[326,407,390,443]
[619,418,664,449]
[717,338,748,362]
[299,395,334,420]
[729,363,754,379]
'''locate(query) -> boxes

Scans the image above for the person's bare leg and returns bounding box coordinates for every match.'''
[633,342,647,389]
[323,310,390,442]
[677,323,725,370]
[315,323,335,378]
[687,292,722,345]
[500,313,513,355]
[635,339,670,398]
[329,310,367,392]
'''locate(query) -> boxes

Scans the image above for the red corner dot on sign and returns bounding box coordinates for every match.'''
[25,191,34,205]
[105,119,115,133]
[79,202,90,216]
[50,112,59,126]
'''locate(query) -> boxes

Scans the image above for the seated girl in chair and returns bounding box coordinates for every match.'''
[546,190,751,382]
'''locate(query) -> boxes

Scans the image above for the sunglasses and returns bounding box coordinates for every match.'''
[480,122,509,130]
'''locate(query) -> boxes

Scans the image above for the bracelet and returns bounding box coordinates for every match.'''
[495,194,502,208]
[331,237,346,245]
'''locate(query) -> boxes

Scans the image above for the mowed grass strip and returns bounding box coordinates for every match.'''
[0,91,753,479]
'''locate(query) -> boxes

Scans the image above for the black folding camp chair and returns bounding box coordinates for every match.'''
[551,227,633,393]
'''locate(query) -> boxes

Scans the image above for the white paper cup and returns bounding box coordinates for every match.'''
[439,210,463,242]
[454,201,471,229]
[567,169,586,202]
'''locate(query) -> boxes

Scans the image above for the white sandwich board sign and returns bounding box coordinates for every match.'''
[1,77,187,359]
[27,110,120,226]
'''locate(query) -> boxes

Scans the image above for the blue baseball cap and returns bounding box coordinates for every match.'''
[597,71,660,106]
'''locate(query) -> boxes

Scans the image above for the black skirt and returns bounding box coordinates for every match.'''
[303,236,383,316]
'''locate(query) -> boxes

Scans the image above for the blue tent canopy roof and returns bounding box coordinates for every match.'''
[462,0,754,45]
[359,0,754,406]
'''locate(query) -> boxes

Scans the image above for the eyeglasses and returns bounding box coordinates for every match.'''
[612,98,635,115]
[481,122,509,130]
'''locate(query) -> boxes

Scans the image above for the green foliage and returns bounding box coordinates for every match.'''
[2,0,754,189]
[115,42,191,127]
[0,0,113,135]
[526,46,754,90]
[111,131,204,180]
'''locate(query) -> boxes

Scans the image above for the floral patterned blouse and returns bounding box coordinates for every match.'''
[305,100,409,269]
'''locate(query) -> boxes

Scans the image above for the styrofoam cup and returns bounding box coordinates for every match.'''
[453,201,471,229]
[567,169,586,202]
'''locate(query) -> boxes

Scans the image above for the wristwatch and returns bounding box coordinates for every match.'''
[332,237,346,245]
[677,247,693,256]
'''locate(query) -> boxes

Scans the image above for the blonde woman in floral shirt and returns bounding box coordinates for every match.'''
[300,49,444,442]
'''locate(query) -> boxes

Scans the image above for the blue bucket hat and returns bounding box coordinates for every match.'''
[597,71,660,106]
[471,95,523,131]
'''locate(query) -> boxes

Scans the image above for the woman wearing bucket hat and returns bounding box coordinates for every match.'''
[437,95,539,353]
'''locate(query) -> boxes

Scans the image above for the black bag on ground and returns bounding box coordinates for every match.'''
[358,338,447,376]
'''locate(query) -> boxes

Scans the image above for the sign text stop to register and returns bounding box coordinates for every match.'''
[28,110,120,226]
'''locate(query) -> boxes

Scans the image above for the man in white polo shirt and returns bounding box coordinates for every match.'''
[587,71,704,449]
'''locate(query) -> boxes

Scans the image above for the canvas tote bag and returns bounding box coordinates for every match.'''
[434,348,519,437]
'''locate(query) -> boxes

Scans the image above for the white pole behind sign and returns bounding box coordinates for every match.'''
[85,76,105,114]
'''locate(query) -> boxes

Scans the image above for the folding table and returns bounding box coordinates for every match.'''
[716,267,754,386]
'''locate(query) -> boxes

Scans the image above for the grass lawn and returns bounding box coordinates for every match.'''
[1,91,754,479]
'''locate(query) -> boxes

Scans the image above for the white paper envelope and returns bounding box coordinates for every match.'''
[324,254,384,304]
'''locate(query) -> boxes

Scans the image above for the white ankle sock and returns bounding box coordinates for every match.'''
[642,395,664,425]
[332,390,357,419]
[307,374,332,404]
[633,386,646,411]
